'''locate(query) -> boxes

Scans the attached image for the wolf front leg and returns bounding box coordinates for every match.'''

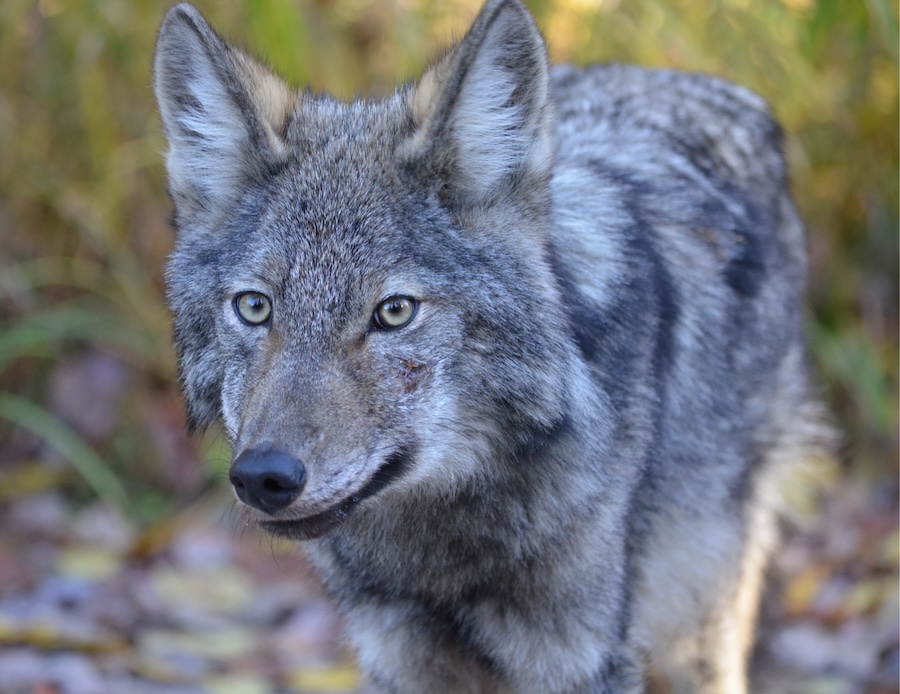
[635,486,781,694]
[342,600,646,694]
[674,477,780,694]
[343,602,508,693]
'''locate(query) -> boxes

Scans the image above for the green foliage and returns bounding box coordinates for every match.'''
[0,392,130,512]
[1,0,895,519]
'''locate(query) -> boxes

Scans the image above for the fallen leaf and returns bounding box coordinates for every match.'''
[783,564,830,617]
[202,674,273,694]
[56,547,122,581]
[285,664,362,693]
[139,626,258,661]
[150,566,255,617]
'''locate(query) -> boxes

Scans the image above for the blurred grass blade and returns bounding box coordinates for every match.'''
[0,393,130,513]
[0,300,165,373]
[0,324,58,367]
[865,0,899,61]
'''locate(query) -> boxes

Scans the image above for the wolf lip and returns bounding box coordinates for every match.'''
[259,499,354,541]
[258,450,408,541]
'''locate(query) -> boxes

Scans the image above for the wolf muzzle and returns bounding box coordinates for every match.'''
[229,446,306,515]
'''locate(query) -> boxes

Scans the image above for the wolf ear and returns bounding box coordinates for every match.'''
[154,3,295,226]
[402,0,552,205]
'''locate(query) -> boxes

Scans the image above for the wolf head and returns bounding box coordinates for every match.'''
[154,0,577,537]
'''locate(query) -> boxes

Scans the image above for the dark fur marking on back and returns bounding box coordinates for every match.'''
[542,240,607,367]
[723,224,766,299]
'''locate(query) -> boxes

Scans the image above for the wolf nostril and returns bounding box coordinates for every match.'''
[229,447,306,515]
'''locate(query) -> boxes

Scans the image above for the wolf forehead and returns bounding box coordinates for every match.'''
[258,98,416,220]
[196,100,409,236]
[216,103,522,269]
[281,96,414,184]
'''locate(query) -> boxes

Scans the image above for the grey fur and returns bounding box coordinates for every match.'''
[154,1,829,692]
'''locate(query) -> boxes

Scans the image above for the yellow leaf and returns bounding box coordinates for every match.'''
[783,565,829,615]
[0,463,68,498]
[56,547,122,580]
[879,527,899,565]
[844,577,891,617]
[151,566,254,615]
[285,664,362,692]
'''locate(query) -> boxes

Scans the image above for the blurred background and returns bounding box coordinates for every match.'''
[0,0,896,693]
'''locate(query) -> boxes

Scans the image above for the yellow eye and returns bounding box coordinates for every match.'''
[373,296,417,330]
[234,292,272,325]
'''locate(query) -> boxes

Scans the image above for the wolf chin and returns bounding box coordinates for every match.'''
[154,1,828,691]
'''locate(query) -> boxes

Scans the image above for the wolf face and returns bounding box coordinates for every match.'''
[156,0,581,539]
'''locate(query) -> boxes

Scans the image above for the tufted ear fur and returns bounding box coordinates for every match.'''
[154,3,296,228]
[401,0,553,206]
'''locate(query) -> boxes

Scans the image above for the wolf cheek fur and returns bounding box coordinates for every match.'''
[154,0,829,692]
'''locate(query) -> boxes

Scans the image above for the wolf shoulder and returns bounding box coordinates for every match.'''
[546,64,804,310]
[549,64,789,203]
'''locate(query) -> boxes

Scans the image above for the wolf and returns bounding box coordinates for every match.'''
[154,1,827,691]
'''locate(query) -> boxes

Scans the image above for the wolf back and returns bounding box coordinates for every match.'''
[154,1,828,691]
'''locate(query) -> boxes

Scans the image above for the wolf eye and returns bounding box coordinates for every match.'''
[233,291,272,326]
[373,295,417,330]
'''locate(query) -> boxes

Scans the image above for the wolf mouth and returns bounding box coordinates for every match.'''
[259,449,409,541]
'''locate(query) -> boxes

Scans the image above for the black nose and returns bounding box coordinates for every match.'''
[229,447,306,515]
